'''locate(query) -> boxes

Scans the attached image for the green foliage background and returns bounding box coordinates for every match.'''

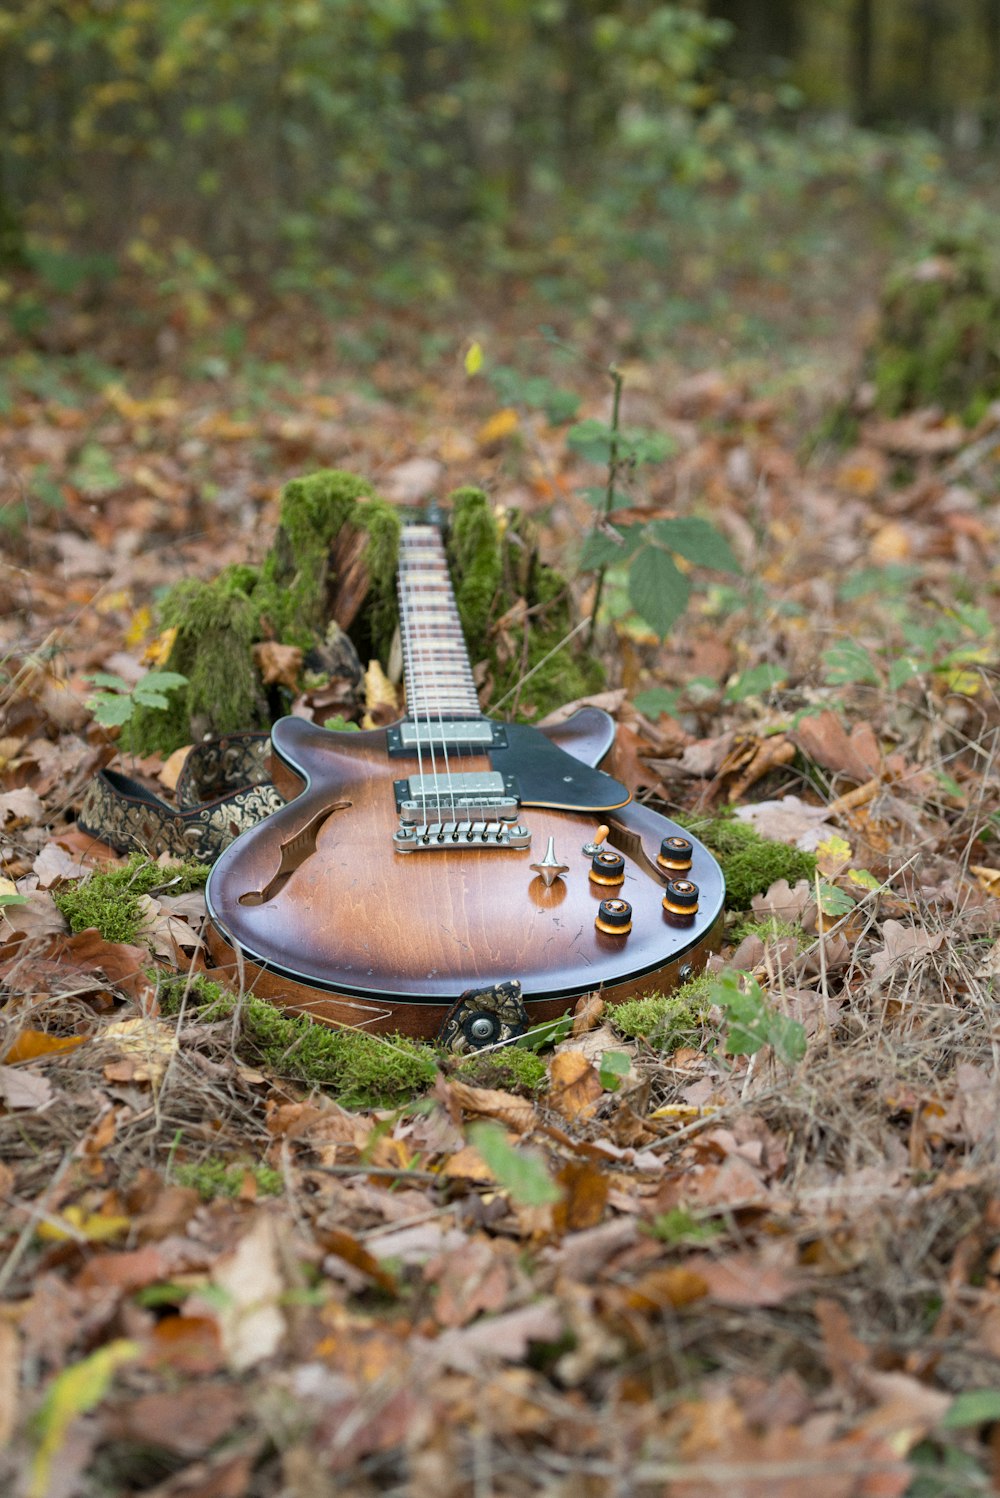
[3,1,998,322]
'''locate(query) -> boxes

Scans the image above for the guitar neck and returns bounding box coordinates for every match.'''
[398,523,481,721]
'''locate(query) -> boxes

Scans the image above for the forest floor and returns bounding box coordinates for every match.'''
[2,267,1000,1498]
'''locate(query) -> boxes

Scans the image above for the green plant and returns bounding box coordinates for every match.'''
[706,969,806,1067]
[467,1121,562,1206]
[578,365,740,640]
[647,1206,723,1246]
[85,670,189,730]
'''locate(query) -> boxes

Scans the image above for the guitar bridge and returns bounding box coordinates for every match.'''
[393,819,531,853]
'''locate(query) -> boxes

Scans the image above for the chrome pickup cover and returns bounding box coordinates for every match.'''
[393,819,531,853]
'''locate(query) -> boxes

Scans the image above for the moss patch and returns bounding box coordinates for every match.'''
[681,815,817,911]
[174,983,437,1106]
[455,1046,548,1093]
[174,1158,283,1200]
[54,855,209,943]
[611,974,711,1045]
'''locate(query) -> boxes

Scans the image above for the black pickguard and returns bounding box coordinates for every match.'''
[489,721,629,812]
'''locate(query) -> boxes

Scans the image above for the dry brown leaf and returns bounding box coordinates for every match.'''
[734,795,838,850]
[0,1065,55,1110]
[0,1322,18,1449]
[549,1050,603,1123]
[623,1265,709,1312]
[552,1160,610,1235]
[207,1214,287,1373]
[793,709,881,784]
[106,1384,246,1459]
[443,1078,536,1132]
[252,640,303,690]
[869,920,944,983]
[432,1298,562,1373]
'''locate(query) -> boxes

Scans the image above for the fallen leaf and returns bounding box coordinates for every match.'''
[549,1050,603,1123]
[30,1340,140,1498]
[432,1298,562,1373]
[252,640,303,691]
[0,1065,54,1111]
[734,795,838,849]
[1,1029,85,1064]
[208,1214,287,1372]
[106,1384,246,1458]
[869,920,944,983]
[0,1323,18,1448]
[443,1078,536,1132]
[100,1016,177,1086]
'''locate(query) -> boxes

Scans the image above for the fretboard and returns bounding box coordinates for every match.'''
[397,523,481,720]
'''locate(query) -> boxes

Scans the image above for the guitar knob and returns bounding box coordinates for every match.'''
[596,898,632,935]
[663,879,699,926]
[589,849,625,886]
[657,835,693,875]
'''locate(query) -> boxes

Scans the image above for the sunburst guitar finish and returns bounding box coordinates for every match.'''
[205,522,725,1038]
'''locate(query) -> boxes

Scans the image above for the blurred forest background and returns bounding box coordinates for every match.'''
[2,0,999,386]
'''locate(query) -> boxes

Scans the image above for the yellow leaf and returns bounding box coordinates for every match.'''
[464,340,483,375]
[815,834,852,877]
[30,1340,139,1498]
[477,408,519,448]
[95,590,131,617]
[970,865,1000,898]
[37,1204,131,1244]
[124,605,152,648]
[2,1029,85,1064]
[869,521,911,563]
[361,659,398,728]
[143,626,176,666]
[938,668,981,696]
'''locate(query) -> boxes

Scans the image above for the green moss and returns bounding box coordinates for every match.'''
[611,974,712,1045]
[728,913,802,945]
[447,487,503,654]
[173,1158,284,1200]
[126,570,263,754]
[188,987,436,1106]
[54,854,209,943]
[680,814,817,911]
[254,469,400,654]
[156,971,228,1017]
[455,1047,548,1093]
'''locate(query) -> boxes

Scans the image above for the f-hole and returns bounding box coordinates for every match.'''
[238,801,350,906]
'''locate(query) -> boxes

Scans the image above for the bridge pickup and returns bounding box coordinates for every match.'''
[399,796,518,824]
[393,770,518,818]
[386,720,508,756]
[393,819,531,853]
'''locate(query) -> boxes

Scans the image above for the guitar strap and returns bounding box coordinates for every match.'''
[77,734,285,865]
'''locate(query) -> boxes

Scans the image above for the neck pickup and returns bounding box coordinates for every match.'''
[387,719,508,756]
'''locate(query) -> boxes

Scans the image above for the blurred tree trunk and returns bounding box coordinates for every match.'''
[913,0,946,130]
[850,0,876,125]
[984,0,1000,138]
[707,0,799,74]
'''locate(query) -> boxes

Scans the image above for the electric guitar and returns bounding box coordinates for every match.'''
[205,518,724,1042]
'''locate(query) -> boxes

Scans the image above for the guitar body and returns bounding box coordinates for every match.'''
[205,706,725,1039]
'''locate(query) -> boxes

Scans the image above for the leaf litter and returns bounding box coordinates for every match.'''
[3,326,1000,1496]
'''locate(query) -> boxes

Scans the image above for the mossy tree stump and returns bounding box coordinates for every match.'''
[870,242,1000,422]
[127,470,602,755]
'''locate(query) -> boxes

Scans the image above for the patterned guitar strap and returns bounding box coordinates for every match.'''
[78,734,285,865]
